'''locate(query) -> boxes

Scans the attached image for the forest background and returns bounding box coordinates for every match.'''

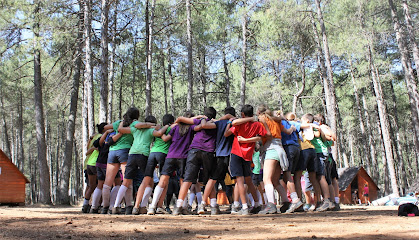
[0,0,418,205]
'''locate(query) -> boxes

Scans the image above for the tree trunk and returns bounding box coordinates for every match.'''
[168,49,175,115]
[292,56,306,114]
[361,90,378,181]
[84,0,95,136]
[107,0,117,123]
[272,60,283,113]
[314,0,338,161]
[145,0,156,116]
[33,0,52,204]
[367,45,399,196]
[388,0,419,162]
[17,90,24,172]
[402,0,419,83]
[0,87,11,159]
[161,53,168,114]
[240,6,247,107]
[186,0,193,111]
[58,7,83,204]
[119,63,124,119]
[99,0,110,122]
[223,50,231,107]
[131,34,137,107]
[199,47,207,108]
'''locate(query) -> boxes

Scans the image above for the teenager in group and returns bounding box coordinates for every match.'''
[89,128,123,213]
[112,115,161,214]
[147,111,200,215]
[82,123,106,213]
[131,114,174,214]
[252,141,266,206]
[100,107,140,214]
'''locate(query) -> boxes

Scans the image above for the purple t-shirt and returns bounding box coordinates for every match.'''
[189,118,217,152]
[166,124,195,159]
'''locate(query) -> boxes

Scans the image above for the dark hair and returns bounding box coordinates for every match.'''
[241,104,254,117]
[145,115,157,124]
[122,107,140,127]
[302,113,314,123]
[314,114,325,124]
[204,107,217,120]
[179,111,195,136]
[162,114,175,126]
[96,122,107,134]
[224,106,236,116]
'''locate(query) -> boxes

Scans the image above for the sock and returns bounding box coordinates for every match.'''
[183,197,189,208]
[200,200,206,206]
[263,193,268,205]
[140,187,153,207]
[83,198,90,205]
[210,198,217,207]
[102,184,111,208]
[196,192,202,204]
[256,190,263,206]
[125,185,133,207]
[335,197,340,204]
[265,184,275,204]
[114,185,128,208]
[150,185,164,209]
[176,199,183,208]
[275,184,289,203]
[242,203,248,210]
[91,188,102,209]
[248,193,255,207]
[189,193,196,206]
[290,192,300,204]
[234,201,240,207]
[109,185,120,209]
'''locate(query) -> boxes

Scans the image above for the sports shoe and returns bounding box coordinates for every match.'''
[165,207,172,214]
[125,206,133,215]
[316,199,332,212]
[231,205,241,215]
[286,200,304,214]
[181,207,193,215]
[258,202,277,214]
[279,202,291,213]
[332,203,341,211]
[112,207,121,214]
[210,205,221,215]
[156,207,169,214]
[147,207,156,215]
[100,206,109,214]
[139,206,147,214]
[172,206,183,215]
[90,207,99,214]
[82,204,90,213]
[303,204,311,211]
[238,208,250,215]
[197,203,206,215]
[132,207,140,215]
[250,205,262,214]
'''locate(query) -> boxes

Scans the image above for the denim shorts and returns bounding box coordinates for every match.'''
[107,148,129,164]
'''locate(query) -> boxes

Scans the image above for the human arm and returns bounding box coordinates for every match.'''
[134,122,156,129]
[99,129,114,146]
[218,114,235,121]
[201,118,217,129]
[85,147,97,156]
[175,115,206,125]
[259,117,272,138]
[153,125,169,137]
[194,123,203,131]
[237,136,262,143]
[161,133,172,142]
[281,124,296,135]
[232,117,254,126]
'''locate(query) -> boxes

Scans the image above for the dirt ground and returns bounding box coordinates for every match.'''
[0,205,418,240]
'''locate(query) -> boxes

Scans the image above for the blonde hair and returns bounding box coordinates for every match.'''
[257,104,273,119]
[285,112,296,121]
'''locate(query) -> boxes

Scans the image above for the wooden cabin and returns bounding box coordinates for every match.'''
[0,149,30,205]
[338,167,379,204]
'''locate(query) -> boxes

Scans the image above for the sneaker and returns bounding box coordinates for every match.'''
[89,207,99,214]
[210,205,221,215]
[187,205,193,212]
[316,199,332,212]
[132,207,140,215]
[238,208,251,215]
[156,207,169,214]
[100,206,109,214]
[181,207,193,215]
[258,202,277,214]
[147,207,156,215]
[295,205,305,212]
[250,205,262,214]
[327,201,335,211]
[112,207,121,215]
[125,206,133,215]
[308,204,316,212]
[82,204,90,213]
[165,207,172,214]
[197,203,206,215]
[139,206,148,214]
[231,205,241,215]
[172,206,183,215]
[279,202,291,213]
[332,203,340,211]
[286,200,304,214]
[303,204,311,212]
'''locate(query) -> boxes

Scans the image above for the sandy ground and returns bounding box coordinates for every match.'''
[0,205,418,240]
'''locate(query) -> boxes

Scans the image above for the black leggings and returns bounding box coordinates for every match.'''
[165,176,180,207]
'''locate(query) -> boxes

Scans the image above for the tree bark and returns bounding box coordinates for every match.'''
[402,0,419,83]
[199,47,207,108]
[161,53,168,114]
[33,0,52,204]
[131,34,137,107]
[167,49,175,115]
[0,86,11,159]
[367,45,399,196]
[240,5,248,108]
[361,90,378,181]
[107,0,117,122]
[223,50,231,108]
[145,0,156,116]
[119,63,124,119]
[292,56,306,114]
[84,0,95,136]
[58,6,83,205]
[99,0,110,123]
[186,0,193,111]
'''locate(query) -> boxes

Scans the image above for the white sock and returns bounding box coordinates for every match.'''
[109,185,120,209]
[91,188,102,209]
[256,190,263,206]
[242,203,248,210]
[125,185,133,207]
[290,192,300,204]
[140,187,153,207]
[150,185,164,209]
[196,192,202,204]
[234,201,240,207]
[102,184,111,208]
[210,198,217,207]
[114,185,128,208]
[263,193,268,205]
[265,184,275,204]
[189,193,196,206]
[83,198,90,205]
[335,197,340,204]
[176,199,183,208]
[248,193,255,207]
[275,184,289,203]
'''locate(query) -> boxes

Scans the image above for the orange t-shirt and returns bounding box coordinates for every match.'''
[259,115,284,143]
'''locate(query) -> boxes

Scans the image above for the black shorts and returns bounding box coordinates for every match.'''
[316,153,332,185]
[124,154,148,180]
[284,145,301,174]
[84,169,89,185]
[96,166,122,181]
[213,156,230,181]
[86,165,97,175]
[161,158,187,179]
[229,154,251,178]
[145,152,167,177]
[252,173,263,186]
[300,148,317,173]
[330,156,339,180]
[183,149,215,184]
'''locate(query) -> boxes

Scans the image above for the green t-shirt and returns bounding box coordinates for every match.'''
[252,151,261,174]
[109,120,137,151]
[311,137,333,155]
[151,127,171,154]
[129,127,155,156]
[86,133,101,167]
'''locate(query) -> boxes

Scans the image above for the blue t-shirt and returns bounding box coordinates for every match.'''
[281,120,301,146]
[215,119,234,157]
